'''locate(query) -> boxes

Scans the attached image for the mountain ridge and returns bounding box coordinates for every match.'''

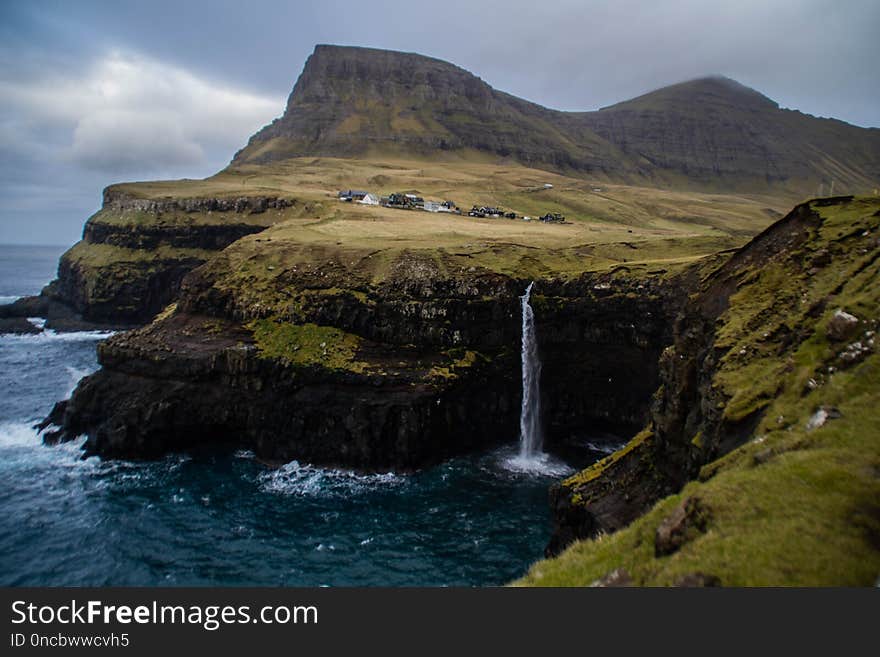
[231,45,880,196]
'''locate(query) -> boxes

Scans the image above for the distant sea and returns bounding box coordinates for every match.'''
[0,244,611,586]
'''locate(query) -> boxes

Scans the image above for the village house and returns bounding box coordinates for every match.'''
[338,190,369,201]
[358,193,380,205]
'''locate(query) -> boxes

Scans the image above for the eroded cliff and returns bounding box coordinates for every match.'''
[526,195,880,585]
[43,219,688,468]
[3,186,303,329]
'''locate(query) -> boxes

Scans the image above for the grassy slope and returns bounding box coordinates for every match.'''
[107,156,784,283]
[516,197,880,586]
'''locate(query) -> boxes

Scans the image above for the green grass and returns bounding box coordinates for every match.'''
[248,319,366,372]
[68,156,791,306]
[517,354,880,586]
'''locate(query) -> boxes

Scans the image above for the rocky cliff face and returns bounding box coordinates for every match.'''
[233,45,880,195]
[544,195,880,560]
[6,188,294,329]
[43,240,686,469]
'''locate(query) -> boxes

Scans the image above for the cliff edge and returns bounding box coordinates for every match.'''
[521,195,880,586]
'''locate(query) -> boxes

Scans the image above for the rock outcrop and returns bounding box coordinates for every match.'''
[0,188,295,330]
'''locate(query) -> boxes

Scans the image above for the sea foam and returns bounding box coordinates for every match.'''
[257,460,405,498]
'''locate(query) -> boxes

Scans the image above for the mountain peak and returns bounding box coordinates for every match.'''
[600,75,779,113]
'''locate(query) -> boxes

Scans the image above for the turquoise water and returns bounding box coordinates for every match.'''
[0,245,612,586]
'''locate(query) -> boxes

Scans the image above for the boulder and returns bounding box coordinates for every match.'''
[827,309,859,342]
[655,497,710,556]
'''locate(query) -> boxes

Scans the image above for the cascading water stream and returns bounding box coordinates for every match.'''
[500,282,573,476]
[518,282,543,459]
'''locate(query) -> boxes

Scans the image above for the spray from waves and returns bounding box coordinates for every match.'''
[0,421,46,449]
[0,295,18,305]
[0,421,98,473]
[258,460,405,498]
[0,329,115,344]
[64,365,96,397]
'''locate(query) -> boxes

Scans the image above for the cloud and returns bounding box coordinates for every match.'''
[0,50,284,175]
[70,110,205,173]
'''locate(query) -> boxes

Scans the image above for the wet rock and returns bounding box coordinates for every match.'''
[827,309,859,342]
[0,317,41,334]
[0,295,48,319]
[673,572,721,587]
[655,497,710,556]
[35,400,68,444]
[590,568,633,587]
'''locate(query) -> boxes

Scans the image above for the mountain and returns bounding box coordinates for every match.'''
[231,44,624,174]
[232,45,880,195]
[579,76,880,192]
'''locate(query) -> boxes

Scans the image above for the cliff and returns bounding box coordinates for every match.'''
[521,195,880,585]
[41,207,691,468]
[2,185,301,330]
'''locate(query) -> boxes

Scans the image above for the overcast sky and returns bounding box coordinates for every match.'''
[1,0,878,245]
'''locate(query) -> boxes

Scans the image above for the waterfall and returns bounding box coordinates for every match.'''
[518,282,543,458]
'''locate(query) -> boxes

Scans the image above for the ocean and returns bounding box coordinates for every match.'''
[0,244,611,586]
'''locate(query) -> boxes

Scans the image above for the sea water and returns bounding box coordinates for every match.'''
[0,245,615,586]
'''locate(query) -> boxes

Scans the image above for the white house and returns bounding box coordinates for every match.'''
[358,193,380,206]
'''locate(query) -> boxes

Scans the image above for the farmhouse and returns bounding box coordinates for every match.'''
[338,190,369,201]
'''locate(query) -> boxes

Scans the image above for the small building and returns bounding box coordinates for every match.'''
[358,193,380,206]
[543,183,554,189]
[338,190,369,202]
[405,194,425,208]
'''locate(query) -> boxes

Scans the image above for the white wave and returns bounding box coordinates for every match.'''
[0,295,19,304]
[65,365,95,397]
[0,328,115,344]
[0,421,98,472]
[498,450,574,477]
[258,460,405,498]
[27,317,46,330]
[0,421,42,448]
